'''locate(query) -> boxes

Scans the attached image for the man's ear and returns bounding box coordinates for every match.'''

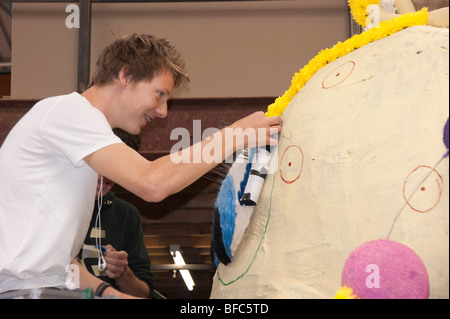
[118,66,130,88]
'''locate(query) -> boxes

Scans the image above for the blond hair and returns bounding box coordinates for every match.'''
[90,33,189,88]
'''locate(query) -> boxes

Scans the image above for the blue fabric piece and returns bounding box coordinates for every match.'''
[211,249,220,268]
[215,174,237,258]
[212,149,255,264]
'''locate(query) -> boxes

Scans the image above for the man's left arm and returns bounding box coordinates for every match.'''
[103,245,150,298]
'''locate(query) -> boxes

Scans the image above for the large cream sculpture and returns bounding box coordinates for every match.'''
[210,0,449,299]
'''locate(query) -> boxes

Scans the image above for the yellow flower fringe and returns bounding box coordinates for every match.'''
[265,7,429,118]
[334,286,359,299]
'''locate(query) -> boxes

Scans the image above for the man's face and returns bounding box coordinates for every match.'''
[96,175,115,198]
[117,69,174,134]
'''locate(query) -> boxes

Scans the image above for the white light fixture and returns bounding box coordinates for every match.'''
[170,245,195,291]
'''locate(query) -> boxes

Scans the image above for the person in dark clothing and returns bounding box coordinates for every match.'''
[79,185,153,298]
[79,129,153,298]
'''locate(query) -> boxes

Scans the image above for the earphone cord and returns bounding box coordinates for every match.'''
[96,175,104,266]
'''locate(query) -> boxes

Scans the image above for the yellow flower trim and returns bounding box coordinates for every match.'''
[348,0,382,27]
[265,7,429,118]
[334,286,359,299]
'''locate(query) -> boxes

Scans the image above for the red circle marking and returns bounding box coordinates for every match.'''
[322,61,355,89]
[403,165,444,213]
[280,145,304,185]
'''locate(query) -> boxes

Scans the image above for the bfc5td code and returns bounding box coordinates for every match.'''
[224,303,269,314]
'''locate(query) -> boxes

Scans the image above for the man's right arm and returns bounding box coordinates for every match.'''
[84,112,281,203]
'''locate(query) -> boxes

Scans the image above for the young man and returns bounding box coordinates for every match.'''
[0,34,281,298]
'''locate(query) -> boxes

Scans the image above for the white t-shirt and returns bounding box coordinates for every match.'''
[0,92,123,293]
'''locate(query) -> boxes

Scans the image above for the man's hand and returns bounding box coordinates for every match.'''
[104,244,129,280]
[70,257,138,299]
[101,245,150,298]
[230,111,282,149]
